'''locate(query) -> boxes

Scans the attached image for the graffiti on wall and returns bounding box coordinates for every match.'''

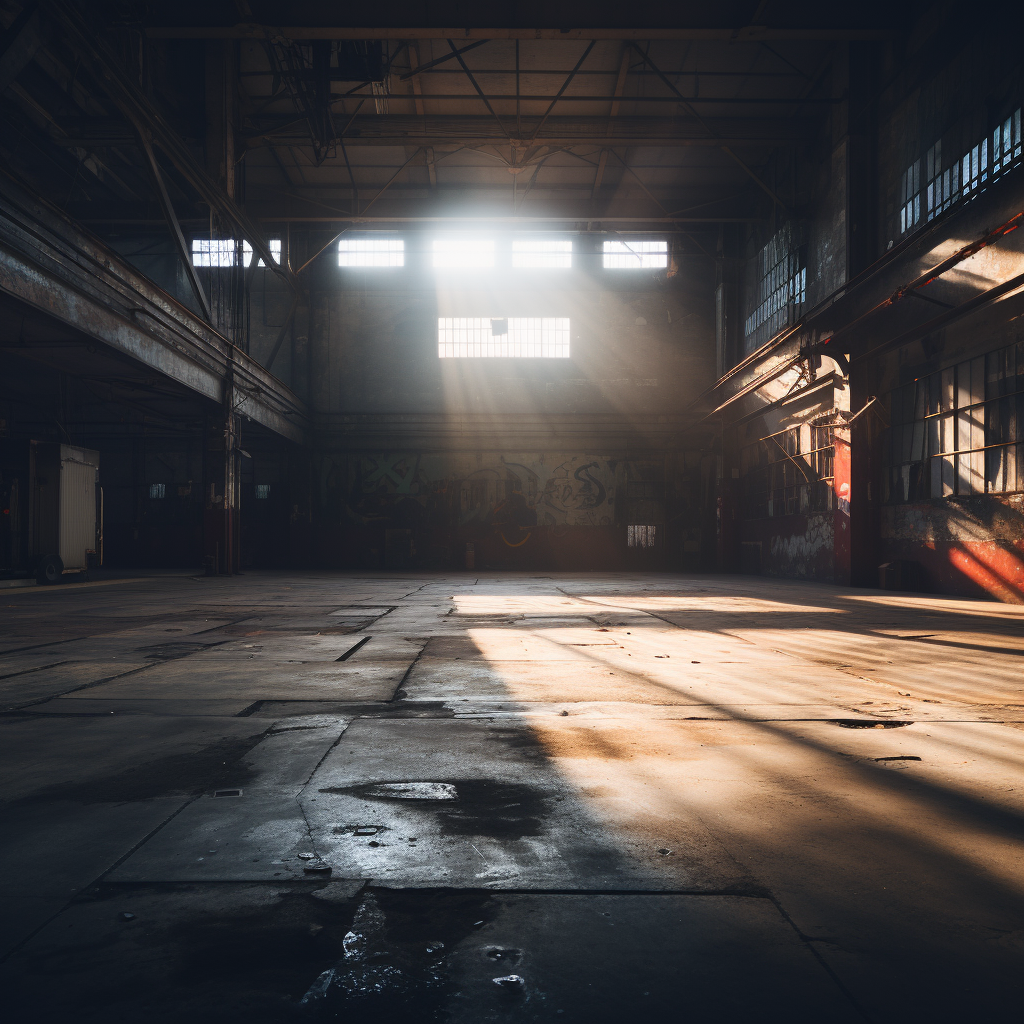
[501,456,614,526]
[324,452,622,530]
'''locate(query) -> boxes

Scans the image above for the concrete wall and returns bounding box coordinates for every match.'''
[296,231,717,569]
[313,447,712,571]
[82,228,720,571]
[300,233,714,418]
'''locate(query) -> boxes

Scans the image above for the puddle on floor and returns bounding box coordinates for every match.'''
[318,779,550,838]
[302,890,495,1020]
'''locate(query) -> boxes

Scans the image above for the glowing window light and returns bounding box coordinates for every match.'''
[192,239,281,267]
[338,238,404,267]
[433,239,495,269]
[603,240,668,269]
[512,238,572,268]
[192,239,235,267]
[437,318,570,358]
[243,239,282,267]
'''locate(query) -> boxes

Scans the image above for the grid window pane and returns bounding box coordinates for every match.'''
[603,240,668,269]
[885,339,1024,502]
[433,239,495,268]
[339,238,404,267]
[437,318,570,358]
[512,238,572,268]
[193,238,281,267]
[192,239,236,267]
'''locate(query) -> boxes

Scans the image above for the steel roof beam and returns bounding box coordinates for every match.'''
[144,27,893,42]
[47,1,295,289]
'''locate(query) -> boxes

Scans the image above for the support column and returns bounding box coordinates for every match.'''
[833,424,852,585]
[223,361,238,574]
[715,224,743,375]
[205,41,237,199]
[845,42,881,585]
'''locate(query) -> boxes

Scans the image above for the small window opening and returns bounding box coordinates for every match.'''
[339,238,404,267]
[627,525,656,548]
[255,484,271,499]
[899,160,921,234]
[513,238,572,269]
[603,240,668,269]
[192,239,281,267]
[744,224,806,351]
[149,483,166,499]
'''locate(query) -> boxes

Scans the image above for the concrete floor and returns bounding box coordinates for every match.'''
[1,572,1022,1023]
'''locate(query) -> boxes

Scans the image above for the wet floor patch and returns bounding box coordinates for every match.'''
[0,882,357,1024]
[318,779,550,839]
[1,886,859,1023]
[302,889,494,1021]
[360,782,458,800]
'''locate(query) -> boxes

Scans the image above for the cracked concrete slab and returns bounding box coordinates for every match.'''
[66,661,408,701]
[1,570,1022,1021]
[109,717,350,882]
[300,717,745,891]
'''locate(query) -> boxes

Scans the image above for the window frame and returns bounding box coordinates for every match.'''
[602,239,668,270]
[338,237,405,268]
[512,237,573,269]
[437,317,571,359]
[883,340,1024,502]
[191,238,281,268]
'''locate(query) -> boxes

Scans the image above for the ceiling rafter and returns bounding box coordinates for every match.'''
[143,26,893,42]
[446,39,509,140]
[592,46,632,199]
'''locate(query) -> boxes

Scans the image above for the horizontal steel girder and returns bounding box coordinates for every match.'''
[0,168,309,444]
[241,114,816,148]
[55,114,816,151]
[144,25,892,42]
